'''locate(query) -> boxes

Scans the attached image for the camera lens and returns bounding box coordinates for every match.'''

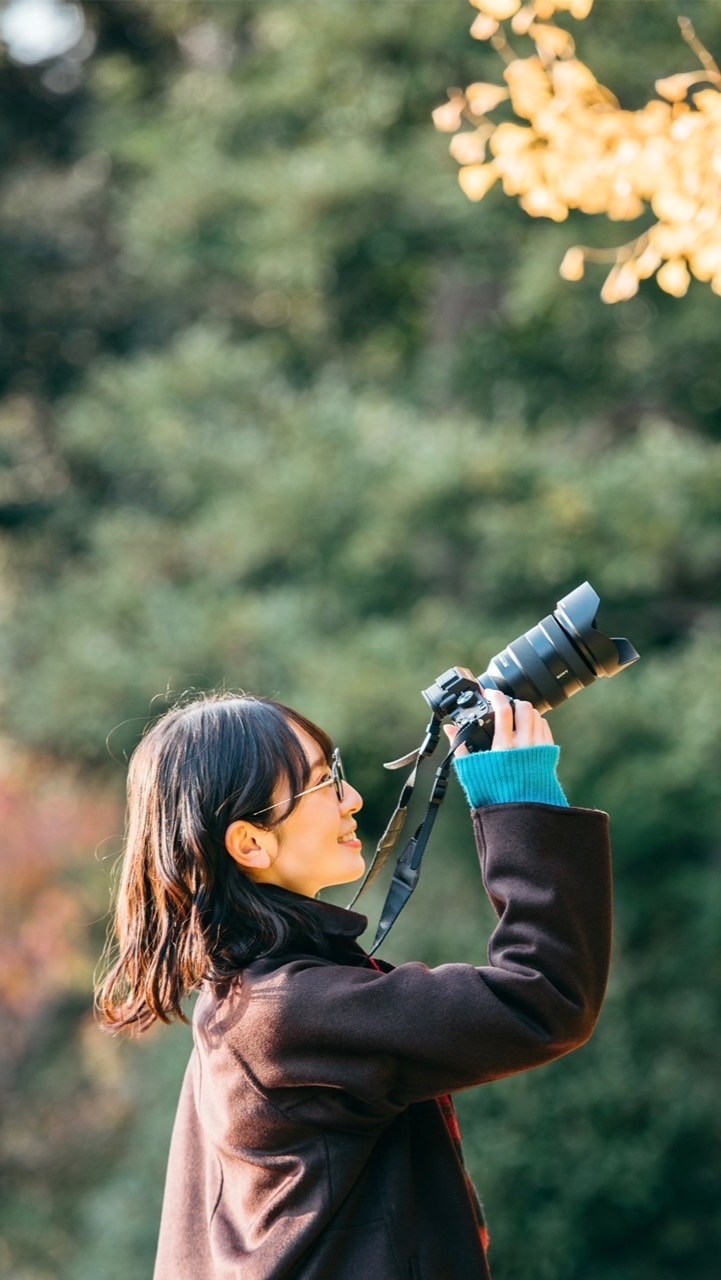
[478,582,639,714]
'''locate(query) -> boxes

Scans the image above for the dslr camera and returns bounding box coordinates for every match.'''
[422,582,639,753]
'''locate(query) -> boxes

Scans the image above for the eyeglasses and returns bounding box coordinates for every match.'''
[253,748,346,817]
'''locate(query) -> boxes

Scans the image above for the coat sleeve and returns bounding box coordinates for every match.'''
[237,803,612,1115]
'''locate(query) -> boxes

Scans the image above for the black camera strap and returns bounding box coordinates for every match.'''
[346,714,442,910]
[365,720,481,956]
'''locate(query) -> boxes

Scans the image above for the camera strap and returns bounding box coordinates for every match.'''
[346,714,443,910]
[364,720,481,956]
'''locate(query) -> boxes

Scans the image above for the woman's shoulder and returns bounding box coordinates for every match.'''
[191,954,382,1078]
[195,952,357,1023]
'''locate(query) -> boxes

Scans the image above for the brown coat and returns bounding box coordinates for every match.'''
[154,802,612,1279]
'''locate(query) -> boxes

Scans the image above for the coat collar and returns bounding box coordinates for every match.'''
[270,884,369,941]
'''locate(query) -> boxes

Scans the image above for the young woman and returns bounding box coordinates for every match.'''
[97,687,612,1280]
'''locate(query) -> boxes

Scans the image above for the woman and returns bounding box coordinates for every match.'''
[97,687,612,1280]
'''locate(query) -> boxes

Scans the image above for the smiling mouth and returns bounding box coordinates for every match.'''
[338,831,360,845]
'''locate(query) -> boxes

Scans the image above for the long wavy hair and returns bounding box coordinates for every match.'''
[96,693,335,1033]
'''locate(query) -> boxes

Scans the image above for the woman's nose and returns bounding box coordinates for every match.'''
[341,782,363,814]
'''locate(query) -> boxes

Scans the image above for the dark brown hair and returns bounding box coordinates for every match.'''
[95,693,334,1033]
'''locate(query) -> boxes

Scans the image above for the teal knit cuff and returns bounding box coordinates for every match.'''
[454,745,569,809]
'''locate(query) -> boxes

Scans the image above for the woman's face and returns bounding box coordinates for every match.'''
[241,724,365,899]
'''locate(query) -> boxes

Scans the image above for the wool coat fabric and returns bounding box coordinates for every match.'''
[154,802,612,1280]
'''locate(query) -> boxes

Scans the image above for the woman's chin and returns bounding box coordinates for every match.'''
[326,855,365,892]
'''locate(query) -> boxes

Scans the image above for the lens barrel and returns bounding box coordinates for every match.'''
[478,581,639,714]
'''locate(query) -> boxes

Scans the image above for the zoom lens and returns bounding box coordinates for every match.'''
[478,582,639,714]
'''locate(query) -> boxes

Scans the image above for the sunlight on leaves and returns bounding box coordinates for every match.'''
[435,1,721,301]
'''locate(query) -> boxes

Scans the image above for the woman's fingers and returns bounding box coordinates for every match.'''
[539,715,554,745]
[444,687,556,753]
[483,688,515,750]
[483,689,555,750]
[514,699,542,746]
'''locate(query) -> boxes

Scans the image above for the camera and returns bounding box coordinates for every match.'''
[356,581,639,948]
[422,582,639,753]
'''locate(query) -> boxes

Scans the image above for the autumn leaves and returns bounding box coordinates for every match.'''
[434,0,721,301]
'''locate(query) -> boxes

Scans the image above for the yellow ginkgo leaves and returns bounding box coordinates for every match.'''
[435,2,721,301]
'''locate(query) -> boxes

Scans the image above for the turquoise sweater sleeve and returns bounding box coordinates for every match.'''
[454,745,569,809]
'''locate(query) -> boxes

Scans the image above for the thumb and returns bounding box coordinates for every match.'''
[443,722,470,757]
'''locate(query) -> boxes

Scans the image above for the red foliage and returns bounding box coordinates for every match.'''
[0,743,123,1023]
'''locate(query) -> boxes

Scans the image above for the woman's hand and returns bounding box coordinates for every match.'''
[444,688,555,755]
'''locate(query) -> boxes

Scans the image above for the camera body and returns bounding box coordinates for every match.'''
[422,666,496,753]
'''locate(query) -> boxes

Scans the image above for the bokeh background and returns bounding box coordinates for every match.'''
[1,1,720,1276]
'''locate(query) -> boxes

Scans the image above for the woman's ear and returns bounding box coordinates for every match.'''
[224,820,274,872]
